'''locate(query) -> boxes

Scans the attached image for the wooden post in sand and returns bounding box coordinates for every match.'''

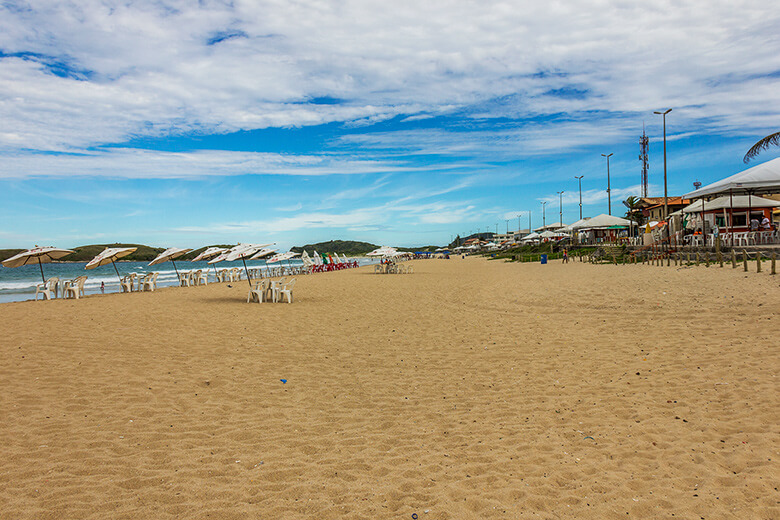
[756,252,761,273]
[743,250,748,272]
[687,252,691,264]
[772,253,776,275]
[667,255,670,267]
[717,250,723,267]
[731,249,737,269]
[705,252,709,267]
[695,252,700,266]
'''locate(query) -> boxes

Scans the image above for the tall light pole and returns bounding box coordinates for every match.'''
[654,108,672,220]
[505,219,510,233]
[601,153,613,215]
[575,175,584,220]
[542,201,548,229]
[557,191,564,226]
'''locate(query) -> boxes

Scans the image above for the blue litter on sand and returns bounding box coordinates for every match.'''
[583,436,594,440]
[280,379,287,384]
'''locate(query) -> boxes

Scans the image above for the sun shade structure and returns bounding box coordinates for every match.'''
[85,247,137,282]
[210,244,272,287]
[367,246,397,257]
[148,247,192,277]
[681,195,779,212]
[684,157,780,198]
[570,214,631,229]
[191,247,227,262]
[2,246,74,283]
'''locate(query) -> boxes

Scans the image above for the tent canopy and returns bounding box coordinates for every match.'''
[684,157,780,198]
[571,214,631,230]
[681,195,779,213]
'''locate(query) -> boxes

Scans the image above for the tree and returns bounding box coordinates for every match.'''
[744,131,780,163]
[622,196,644,225]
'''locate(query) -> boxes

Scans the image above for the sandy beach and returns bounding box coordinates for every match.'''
[0,257,777,519]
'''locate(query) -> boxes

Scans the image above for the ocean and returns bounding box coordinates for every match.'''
[0,258,374,303]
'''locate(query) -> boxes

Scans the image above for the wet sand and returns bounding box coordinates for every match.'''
[0,257,777,519]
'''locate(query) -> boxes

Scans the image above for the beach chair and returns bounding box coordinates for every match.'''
[179,271,192,287]
[275,278,296,303]
[35,277,60,300]
[194,269,208,285]
[247,279,269,303]
[120,275,134,293]
[63,275,88,299]
[141,272,159,292]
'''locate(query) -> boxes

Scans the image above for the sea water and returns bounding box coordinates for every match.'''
[0,258,372,303]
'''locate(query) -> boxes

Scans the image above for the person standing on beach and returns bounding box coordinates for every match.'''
[100,281,105,293]
[563,248,569,263]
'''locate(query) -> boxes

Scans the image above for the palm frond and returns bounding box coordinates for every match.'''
[744,131,780,163]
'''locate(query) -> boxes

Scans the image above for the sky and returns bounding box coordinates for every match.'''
[1,0,779,250]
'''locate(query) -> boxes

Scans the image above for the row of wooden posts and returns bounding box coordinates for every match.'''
[587,247,777,275]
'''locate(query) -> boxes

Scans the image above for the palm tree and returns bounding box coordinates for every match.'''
[744,131,780,163]
[622,196,645,225]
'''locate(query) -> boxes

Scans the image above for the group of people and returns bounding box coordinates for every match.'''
[749,214,773,232]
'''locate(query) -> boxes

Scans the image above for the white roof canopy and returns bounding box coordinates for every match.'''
[684,157,780,198]
[570,214,631,229]
[681,195,779,213]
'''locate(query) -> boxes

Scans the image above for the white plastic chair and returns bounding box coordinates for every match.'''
[63,275,88,299]
[142,272,159,292]
[247,279,269,303]
[194,269,208,285]
[275,278,296,303]
[120,275,134,293]
[35,277,59,300]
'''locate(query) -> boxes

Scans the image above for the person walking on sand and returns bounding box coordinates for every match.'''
[563,248,569,263]
[100,281,105,293]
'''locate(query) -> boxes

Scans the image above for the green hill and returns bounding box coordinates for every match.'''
[291,240,378,256]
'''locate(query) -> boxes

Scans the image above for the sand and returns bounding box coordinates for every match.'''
[0,257,777,519]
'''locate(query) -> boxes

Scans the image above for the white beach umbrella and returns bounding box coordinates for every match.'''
[191,246,227,262]
[190,246,228,279]
[214,243,272,286]
[2,246,74,283]
[148,247,193,277]
[85,247,138,282]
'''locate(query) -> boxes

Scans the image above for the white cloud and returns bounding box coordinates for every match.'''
[0,0,777,166]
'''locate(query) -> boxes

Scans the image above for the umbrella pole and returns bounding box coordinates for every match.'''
[171,259,180,278]
[242,256,252,287]
[38,257,46,284]
[111,259,122,283]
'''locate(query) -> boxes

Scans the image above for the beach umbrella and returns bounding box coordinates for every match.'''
[148,247,192,278]
[192,246,227,262]
[248,248,276,276]
[85,247,137,283]
[2,246,74,283]
[218,243,272,287]
[191,246,228,278]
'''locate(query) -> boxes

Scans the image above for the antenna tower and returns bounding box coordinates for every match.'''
[639,123,649,198]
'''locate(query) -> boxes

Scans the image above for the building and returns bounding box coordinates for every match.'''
[635,197,690,222]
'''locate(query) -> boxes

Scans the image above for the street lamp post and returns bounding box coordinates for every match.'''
[557,191,564,226]
[654,108,672,220]
[601,153,614,215]
[575,175,584,220]
[542,201,548,229]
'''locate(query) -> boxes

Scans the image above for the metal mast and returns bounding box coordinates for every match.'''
[639,123,649,198]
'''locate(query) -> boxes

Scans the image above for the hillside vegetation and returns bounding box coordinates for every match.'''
[291,240,378,256]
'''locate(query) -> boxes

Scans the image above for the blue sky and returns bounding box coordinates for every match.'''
[1,0,779,250]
